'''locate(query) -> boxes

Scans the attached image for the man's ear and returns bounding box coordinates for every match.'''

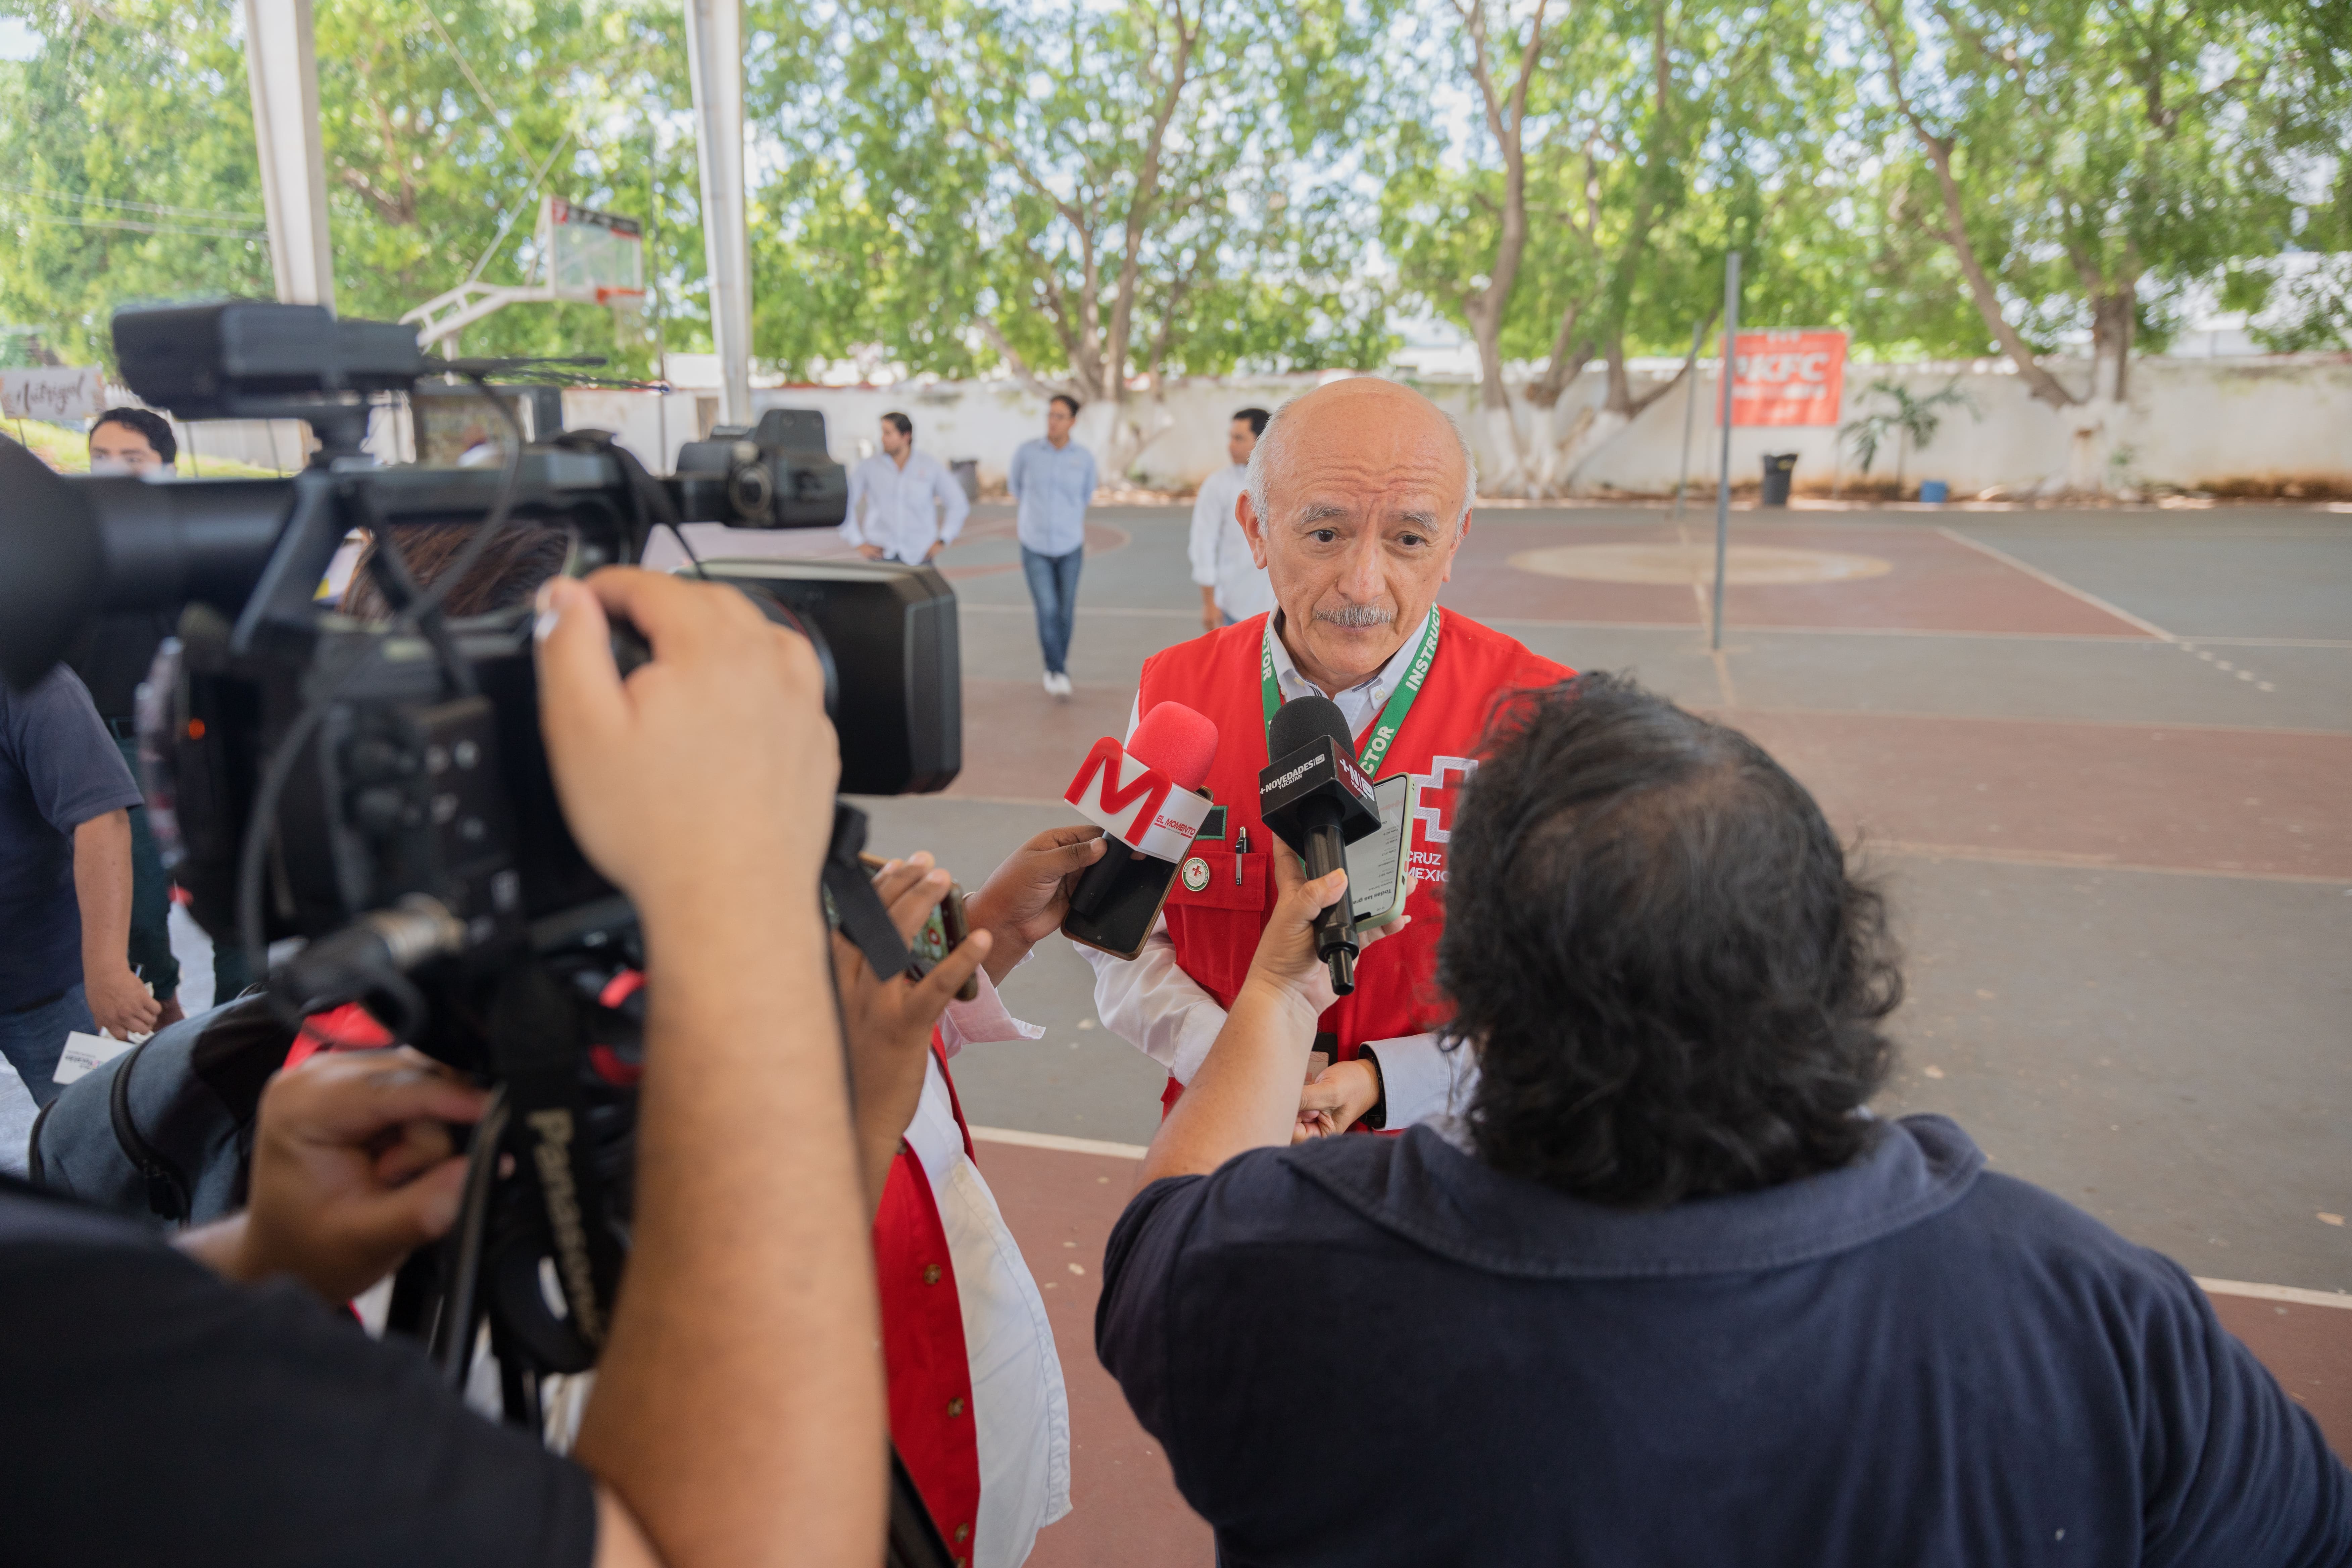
[1239,489,1270,571]
[1441,508,1472,585]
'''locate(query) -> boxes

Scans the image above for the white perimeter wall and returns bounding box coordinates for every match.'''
[565,353,2352,498]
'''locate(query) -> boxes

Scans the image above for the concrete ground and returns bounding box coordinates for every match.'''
[803,497,2352,1562]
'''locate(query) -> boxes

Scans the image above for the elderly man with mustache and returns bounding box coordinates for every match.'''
[1081,378,1570,1136]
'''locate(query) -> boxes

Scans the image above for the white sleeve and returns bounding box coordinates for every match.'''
[935,460,971,545]
[937,968,1045,1058]
[1186,484,1221,589]
[840,459,867,547]
[1078,919,1229,1087]
[1363,1032,1478,1127]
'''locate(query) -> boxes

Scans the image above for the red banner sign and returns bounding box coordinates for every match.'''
[1720,329,1847,427]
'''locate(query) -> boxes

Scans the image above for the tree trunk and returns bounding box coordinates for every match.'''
[2057,287,2135,496]
[1529,333,1695,496]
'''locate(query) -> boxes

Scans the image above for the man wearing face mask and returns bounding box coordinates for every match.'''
[1080,378,1571,1138]
[63,409,192,1025]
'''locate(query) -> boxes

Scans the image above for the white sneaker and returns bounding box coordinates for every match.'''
[1046,670,1073,698]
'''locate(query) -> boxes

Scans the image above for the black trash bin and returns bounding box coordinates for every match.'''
[1760,452,1798,507]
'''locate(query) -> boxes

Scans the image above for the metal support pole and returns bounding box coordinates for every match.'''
[683,0,752,427]
[1672,315,1703,520]
[1711,251,1741,652]
[242,0,335,310]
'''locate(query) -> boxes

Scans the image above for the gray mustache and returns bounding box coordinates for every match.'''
[1314,603,1397,629]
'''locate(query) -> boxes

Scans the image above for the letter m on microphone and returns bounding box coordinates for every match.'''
[1064,737,1212,861]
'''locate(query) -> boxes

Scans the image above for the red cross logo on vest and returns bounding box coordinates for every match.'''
[1409,755,1477,845]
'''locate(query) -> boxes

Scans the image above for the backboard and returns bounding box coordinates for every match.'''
[539,197,645,305]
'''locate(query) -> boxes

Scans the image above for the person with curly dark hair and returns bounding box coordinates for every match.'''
[1097,674,2348,1566]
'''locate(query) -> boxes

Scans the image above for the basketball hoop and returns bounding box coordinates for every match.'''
[403,195,646,350]
[543,197,645,306]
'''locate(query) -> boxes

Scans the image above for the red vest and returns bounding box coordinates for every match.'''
[873,1039,982,1556]
[1141,608,1571,1109]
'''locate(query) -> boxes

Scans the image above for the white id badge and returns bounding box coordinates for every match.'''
[53,1030,143,1086]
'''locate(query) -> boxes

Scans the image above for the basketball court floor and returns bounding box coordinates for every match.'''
[819,498,2351,1563]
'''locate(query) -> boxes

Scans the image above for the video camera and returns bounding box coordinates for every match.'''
[0,302,957,993]
[0,303,962,1524]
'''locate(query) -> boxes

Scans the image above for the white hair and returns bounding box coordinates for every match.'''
[1244,379,1478,535]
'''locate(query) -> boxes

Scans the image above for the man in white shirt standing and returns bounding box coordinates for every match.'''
[1187,407,1276,634]
[843,411,971,565]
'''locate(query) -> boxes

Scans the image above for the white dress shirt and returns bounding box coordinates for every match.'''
[1078,609,1474,1122]
[905,972,1073,1568]
[1187,465,1274,622]
[842,450,972,564]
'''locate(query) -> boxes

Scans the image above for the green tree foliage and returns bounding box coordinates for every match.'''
[747,0,1399,468]
[0,3,273,366]
[0,1,692,375]
[1380,0,1851,492]
[1861,0,2349,485]
[0,0,2342,436]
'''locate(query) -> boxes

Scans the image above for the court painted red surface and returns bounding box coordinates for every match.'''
[1729,709,2352,879]
[1447,519,2157,636]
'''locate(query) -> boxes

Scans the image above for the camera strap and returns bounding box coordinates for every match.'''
[487,964,624,1354]
[825,802,915,979]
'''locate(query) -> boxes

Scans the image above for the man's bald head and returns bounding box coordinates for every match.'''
[1234,377,1479,695]
[1244,378,1477,537]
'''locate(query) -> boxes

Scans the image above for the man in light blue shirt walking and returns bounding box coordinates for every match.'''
[1006,394,1098,699]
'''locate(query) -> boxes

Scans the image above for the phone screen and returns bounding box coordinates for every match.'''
[1346,774,1415,928]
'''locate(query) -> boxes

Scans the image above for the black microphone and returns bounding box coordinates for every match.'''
[1258,695,1383,996]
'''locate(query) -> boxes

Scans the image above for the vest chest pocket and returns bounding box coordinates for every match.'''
[1165,841,1268,912]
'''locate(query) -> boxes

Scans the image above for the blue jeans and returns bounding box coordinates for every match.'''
[0,983,94,1107]
[1021,545,1084,675]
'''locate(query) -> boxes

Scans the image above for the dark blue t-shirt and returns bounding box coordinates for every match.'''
[0,668,143,1012]
[1099,1116,2350,1567]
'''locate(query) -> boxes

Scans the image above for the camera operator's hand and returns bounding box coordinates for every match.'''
[534,570,838,920]
[539,567,887,1566]
[963,825,1109,984]
[834,853,992,1212]
[179,1048,487,1304]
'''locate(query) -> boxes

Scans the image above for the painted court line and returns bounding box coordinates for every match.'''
[1936,527,2176,641]
[972,1125,1149,1161]
[1870,841,2352,887]
[974,1132,2350,1309]
[2198,1278,2352,1310]
[961,603,2352,646]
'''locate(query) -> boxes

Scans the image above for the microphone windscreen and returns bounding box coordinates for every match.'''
[1267,693,1353,759]
[1129,701,1219,790]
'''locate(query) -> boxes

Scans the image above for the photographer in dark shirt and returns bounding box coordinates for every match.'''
[1098,673,2349,1567]
[2,569,910,1566]
[69,407,198,1019]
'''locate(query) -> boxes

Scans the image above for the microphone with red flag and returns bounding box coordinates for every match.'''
[1061,702,1219,959]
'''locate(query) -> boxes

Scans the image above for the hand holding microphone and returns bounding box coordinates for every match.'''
[1257,695,1383,996]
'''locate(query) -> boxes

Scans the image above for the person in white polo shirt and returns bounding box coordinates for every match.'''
[1187,406,1276,634]
[843,411,971,565]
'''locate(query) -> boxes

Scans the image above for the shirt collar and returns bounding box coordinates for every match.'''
[1267,605,1435,709]
[1283,1115,1986,1280]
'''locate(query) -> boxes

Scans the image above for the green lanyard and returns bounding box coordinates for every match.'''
[1260,609,1441,777]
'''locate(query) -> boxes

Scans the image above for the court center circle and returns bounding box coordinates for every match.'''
[1508,543,1895,586]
